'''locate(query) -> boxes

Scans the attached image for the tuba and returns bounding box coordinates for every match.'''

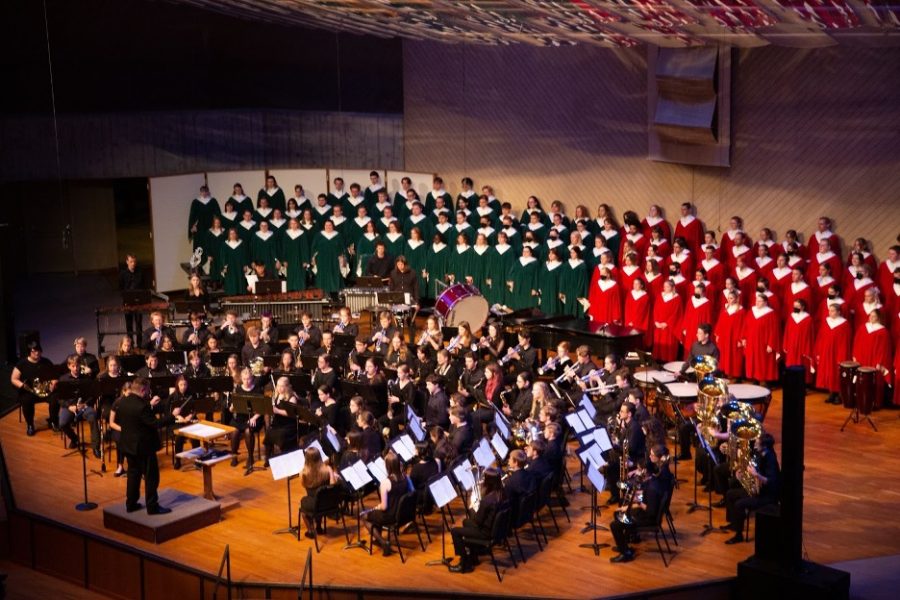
[697,375,728,446]
[691,354,718,377]
[732,417,762,496]
[250,356,266,377]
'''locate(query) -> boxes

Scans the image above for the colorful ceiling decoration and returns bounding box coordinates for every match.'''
[165,0,900,47]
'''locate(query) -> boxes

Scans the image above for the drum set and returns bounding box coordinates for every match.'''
[839,361,878,432]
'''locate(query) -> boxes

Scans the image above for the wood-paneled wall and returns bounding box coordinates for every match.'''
[0,110,403,183]
[404,42,900,258]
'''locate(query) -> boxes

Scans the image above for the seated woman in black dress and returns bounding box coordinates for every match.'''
[365,451,411,557]
[300,447,337,538]
[449,467,507,573]
[409,442,440,514]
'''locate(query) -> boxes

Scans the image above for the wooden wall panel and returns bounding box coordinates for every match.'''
[404,42,900,258]
[143,559,203,600]
[32,522,85,586]
[8,512,32,567]
[0,110,403,183]
[86,539,142,600]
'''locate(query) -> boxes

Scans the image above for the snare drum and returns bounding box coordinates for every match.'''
[434,283,489,329]
[855,367,876,416]
[634,370,677,387]
[664,361,693,376]
[729,383,771,419]
[839,361,860,409]
[667,382,699,402]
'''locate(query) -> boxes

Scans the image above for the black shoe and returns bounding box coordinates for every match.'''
[316,526,325,535]
[382,544,393,557]
[92,448,101,459]
[713,499,726,508]
[264,459,270,468]
[173,459,182,470]
[610,551,635,563]
[724,534,744,545]
[68,439,79,449]
[606,496,620,506]
[126,503,143,513]
[147,506,172,515]
[114,469,125,478]
[26,425,35,436]
[678,454,692,461]
[230,456,238,467]
[244,464,253,476]
[718,524,733,531]
[449,558,473,573]
[304,531,315,539]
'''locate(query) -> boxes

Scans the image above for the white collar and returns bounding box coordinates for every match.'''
[376,201,391,211]
[347,195,365,205]
[232,194,247,201]
[407,239,424,249]
[854,278,873,290]
[735,267,754,280]
[367,183,383,193]
[622,265,639,275]
[519,256,536,266]
[409,214,426,222]
[644,215,663,227]
[546,239,563,249]
[381,216,398,225]
[363,232,377,241]
[527,222,544,231]
[597,278,616,291]
[751,306,773,318]
[432,242,447,252]
[732,245,750,256]
[285,209,301,219]
[286,229,304,240]
[266,187,280,195]
[630,289,647,300]
[661,291,676,302]
[314,204,332,214]
[320,231,338,240]
[545,260,561,271]
[436,222,452,232]
[255,230,273,240]
[702,258,720,269]
[816,251,835,261]
[240,220,256,229]
[790,311,809,323]
[601,230,618,240]
[474,245,489,255]
[331,215,347,225]
[679,215,696,226]
[726,229,743,240]
[815,230,833,241]
[208,228,223,236]
[671,250,690,262]
[567,258,583,268]
[355,216,372,226]
[816,276,834,286]
[460,190,475,198]
[476,206,493,215]
[221,210,237,219]
[626,232,644,242]
[826,316,846,328]
[496,244,511,254]
[430,189,447,197]
[645,272,660,281]
[478,226,495,236]
[269,218,286,227]
[691,296,709,308]
[670,275,686,284]
[755,256,772,266]
[456,222,471,230]
[225,239,242,249]
[387,232,403,241]
[726,304,741,315]
[772,266,791,279]
[455,244,470,253]
[791,281,809,292]
[331,189,346,197]
[196,196,211,205]
[256,207,272,217]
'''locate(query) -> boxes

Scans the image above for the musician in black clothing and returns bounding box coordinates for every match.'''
[263,377,300,464]
[389,255,419,303]
[504,449,536,521]
[119,254,144,342]
[183,350,211,378]
[457,352,484,405]
[217,310,245,349]
[365,241,394,279]
[72,337,100,378]
[169,376,199,469]
[606,402,647,504]
[229,368,265,475]
[722,432,780,544]
[680,323,720,376]
[424,375,451,430]
[370,311,398,356]
[449,468,507,573]
[541,421,565,474]
[434,350,459,387]
[141,311,176,352]
[135,352,168,379]
[118,378,170,514]
[609,444,675,563]
[537,341,572,379]
[258,311,278,346]
[314,386,342,435]
[240,326,271,367]
[312,354,339,395]
[382,364,415,436]
[503,330,538,375]
[333,307,359,338]
[449,406,474,457]
[357,411,384,463]
[526,438,554,482]
[295,312,322,354]
[346,337,369,378]
[57,355,100,455]
[10,341,55,436]
[181,312,210,348]
[504,371,533,422]
[410,443,440,513]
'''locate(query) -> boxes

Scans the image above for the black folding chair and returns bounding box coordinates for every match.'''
[509,491,543,563]
[298,484,350,553]
[634,491,675,567]
[462,506,517,582]
[381,491,427,563]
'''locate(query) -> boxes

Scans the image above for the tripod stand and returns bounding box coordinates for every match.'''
[578,467,610,555]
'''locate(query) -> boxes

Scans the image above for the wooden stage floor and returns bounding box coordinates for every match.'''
[2,390,899,599]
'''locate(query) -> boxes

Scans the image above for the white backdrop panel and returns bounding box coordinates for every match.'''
[387,171,435,201]
[328,169,385,194]
[150,173,206,293]
[206,170,266,210]
[267,169,328,203]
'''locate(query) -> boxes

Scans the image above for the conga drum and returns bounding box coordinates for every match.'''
[855,367,876,416]
[839,361,859,409]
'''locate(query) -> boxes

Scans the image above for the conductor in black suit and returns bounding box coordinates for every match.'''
[117,379,170,515]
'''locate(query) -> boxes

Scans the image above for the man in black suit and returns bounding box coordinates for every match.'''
[141,311,175,352]
[504,371,533,422]
[117,379,170,515]
[333,307,360,338]
[119,254,144,343]
[504,449,535,522]
[526,438,554,482]
[449,406,474,457]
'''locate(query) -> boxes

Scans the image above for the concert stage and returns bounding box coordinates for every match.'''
[2,391,899,599]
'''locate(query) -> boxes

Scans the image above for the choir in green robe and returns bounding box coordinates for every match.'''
[311,229,346,294]
[220,238,249,296]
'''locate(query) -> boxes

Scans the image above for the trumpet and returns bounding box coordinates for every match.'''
[499,344,523,366]
[554,365,575,384]
[582,382,619,394]
[538,356,559,376]
[580,368,606,382]
[446,335,461,352]
[417,330,432,346]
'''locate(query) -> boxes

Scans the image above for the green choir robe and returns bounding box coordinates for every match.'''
[474,207,500,229]
[542,240,567,264]
[258,187,286,213]
[403,215,433,243]
[228,196,254,221]
[236,220,258,244]
[188,197,221,248]
[346,217,373,249]
[599,231,620,264]
[383,232,406,259]
[451,224,475,245]
[343,195,369,219]
[469,245,492,295]
[507,256,539,311]
[433,223,455,245]
[268,218,288,238]
[363,184,383,210]
[501,228,522,254]
[450,244,474,285]
[486,244,515,307]
[372,200,395,221]
[559,258,588,317]
[328,191,349,210]
[281,229,310,291]
[354,233,380,277]
[537,261,564,316]
[376,217,398,237]
[523,223,548,244]
[329,216,351,244]
[475,227,498,246]
[404,239,429,298]
[254,207,274,224]
[311,231,347,294]
[250,231,279,273]
[312,205,334,229]
[221,239,249,296]
[424,190,453,214]
[425,243,451,299]
[455,191,478,212]
[219,210,240,233]
[200,228,226,282]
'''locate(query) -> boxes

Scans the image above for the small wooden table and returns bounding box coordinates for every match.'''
[175,421,236,501]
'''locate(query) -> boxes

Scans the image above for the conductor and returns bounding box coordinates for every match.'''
[118,379,170,515]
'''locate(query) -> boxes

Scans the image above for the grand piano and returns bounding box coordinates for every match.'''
[500,311,645,361]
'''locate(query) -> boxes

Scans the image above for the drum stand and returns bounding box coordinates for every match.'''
[841,406,877,432]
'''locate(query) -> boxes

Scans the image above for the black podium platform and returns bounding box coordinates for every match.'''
[103,488,221,544]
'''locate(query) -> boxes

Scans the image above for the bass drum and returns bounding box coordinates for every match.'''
[435,284,489,329]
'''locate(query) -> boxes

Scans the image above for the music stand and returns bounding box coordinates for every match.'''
[449,457,476,520]
[425,473,458,569]
[577,465,610,556]
[55,379,102,511]
[406,405,426,443]
[157,351,186,366]
[269,448,306,536]
[355,276,384,289]
[341,460,375,551]
[208,352,229,370]
[232,393,272,474]
[299,355,319,372]
[694,426,726,537]
[376,291,406,305]
[122,290,153,306]
[174,300,206,315]
[333,333,356,353]
[340,380,385,415]
[255,280,282,295]
[118,354,146,375]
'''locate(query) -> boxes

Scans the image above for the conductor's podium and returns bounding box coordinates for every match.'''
[103,488,221,543]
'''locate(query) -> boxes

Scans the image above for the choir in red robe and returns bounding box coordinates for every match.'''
[742,295,781,382]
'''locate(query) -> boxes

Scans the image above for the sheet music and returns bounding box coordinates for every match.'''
[406,406,426,442]
[578,409,595,432]
[325,425,341,454]
[452,460,476,491]
[566,411,589,434]
[490,432,509,461]
[341,460,373,491]
[578,443,606,470]
[176,423,226,439]
[391,436,415,462]
[269,448,305,481]
[246,273,259,293]
[473,438,496,469]
[593,427,613,452]
[368,457,388,483]
[580,395,597,420]
[307,439,328,462]
[493,411,510,440]
[398,434,416,459]
[586,466,606,493]
[429,475,458,509]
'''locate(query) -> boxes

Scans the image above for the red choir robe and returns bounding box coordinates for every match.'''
[894,337,900,406]
[649,238,671,260]
[841,265,866,296]
[856,301,884,334]
[715,304,745,379]
[753,255,776,282]
[669,275,691,306]
[843,277,875,325]
[720,229,745,259]
[652,292,683,362]
[769,267,793,316]
[693,280,718,315]
[857,250,878,275]
[701,258,726,293]
[587,278,623,325]
[642,216,671,242]
[784,281,814,318]
[762,291,781,321]
[852,322,893,408]
[674,215,703,256]
[876,258,900,304]
[783,310,815,383]
[624,289,652,347]
[667,250,695,281]
[620,233,649,264]
[727,244,753,271]
[882,282,900,324]
[752,239,777,260]
[807,250,842,285]
[811,276,836,314]
[618,264,643,293]
[734,266,758,308]
[813,316,852,393]
[807,230,841,261]
[681,295,714,359]
[644,272,665,301]
[742,305,781,382]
